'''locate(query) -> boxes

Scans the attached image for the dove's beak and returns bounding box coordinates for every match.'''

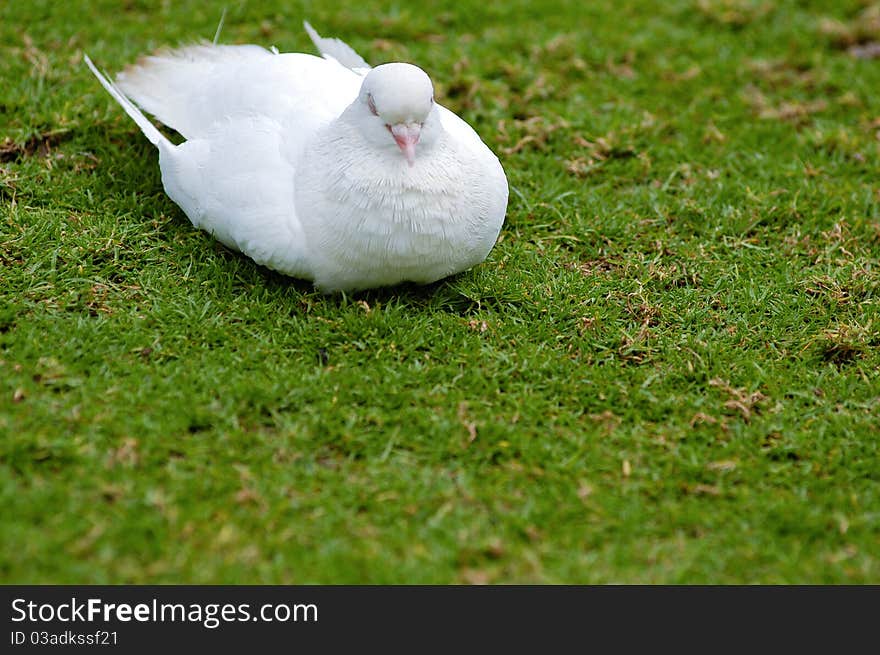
[389,123,421,167]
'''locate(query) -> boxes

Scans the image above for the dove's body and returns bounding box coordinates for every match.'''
[85,28,507,292]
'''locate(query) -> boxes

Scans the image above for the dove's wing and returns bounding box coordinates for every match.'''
[303,21,371,75]
[158,115,313,278]
[104,43,362,280]
[116,44,362,140]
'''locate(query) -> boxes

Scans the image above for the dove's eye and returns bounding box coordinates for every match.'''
[367,93,378,117]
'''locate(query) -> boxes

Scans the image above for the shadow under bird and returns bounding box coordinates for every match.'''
[84,21,509,292]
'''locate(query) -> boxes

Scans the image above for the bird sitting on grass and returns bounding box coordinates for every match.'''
[84,21,508,292]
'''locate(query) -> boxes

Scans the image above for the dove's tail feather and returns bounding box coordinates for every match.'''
[84,54,170,149]
[113,43,273,139]
[303,21,371,73]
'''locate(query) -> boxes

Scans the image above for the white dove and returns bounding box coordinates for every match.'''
[84,22,508,292]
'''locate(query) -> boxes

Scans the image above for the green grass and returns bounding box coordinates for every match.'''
[1,0,879,583]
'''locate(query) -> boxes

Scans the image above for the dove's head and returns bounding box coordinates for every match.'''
[354,63,439,167]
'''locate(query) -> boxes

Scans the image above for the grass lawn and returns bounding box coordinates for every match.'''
[1,0,878,583]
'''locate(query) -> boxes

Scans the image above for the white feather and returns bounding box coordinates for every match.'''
[83,54,169,148]
[303,21,371,74]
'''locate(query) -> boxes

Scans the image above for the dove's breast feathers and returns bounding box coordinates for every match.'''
[86,24,508,292]
[296,110,507,291]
